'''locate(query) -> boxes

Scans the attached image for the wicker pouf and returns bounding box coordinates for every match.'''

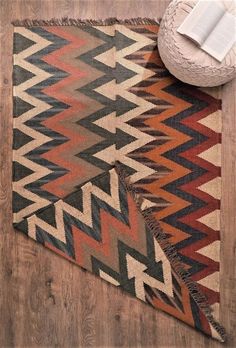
[158,0,236,87]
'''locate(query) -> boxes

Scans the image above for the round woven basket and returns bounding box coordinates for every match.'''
[158,0,236,87]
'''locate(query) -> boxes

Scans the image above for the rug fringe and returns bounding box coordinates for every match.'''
[114,161,227,343]
[12,17,159,27]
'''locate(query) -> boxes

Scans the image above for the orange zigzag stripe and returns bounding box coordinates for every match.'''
[136,76,221,287]
[40,27,87,197]
[72,195,141,271]
[140,77,193,245]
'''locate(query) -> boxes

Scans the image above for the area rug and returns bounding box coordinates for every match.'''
[12,18,225,341]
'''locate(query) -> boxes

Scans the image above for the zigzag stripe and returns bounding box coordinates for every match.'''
[13,28,64,221]
[76,26,118,172]
[128,77,193,225]
[160,86,221,280]
[38,27,99,197]
[130,81,221,278]
[96,26,157,183]
[122,56,222,286]
[13,27,71,222]
[77,26,158,189]
[161,85,220,251]
[72,194,147,273]
[23,28,71,197]
[19,169,128,244]
[113,31,193,213]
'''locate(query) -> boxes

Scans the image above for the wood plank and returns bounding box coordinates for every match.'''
[0,0,235,347]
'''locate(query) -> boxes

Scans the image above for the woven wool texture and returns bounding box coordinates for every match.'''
[12,20,225,341]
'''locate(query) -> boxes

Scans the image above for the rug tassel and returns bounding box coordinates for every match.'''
[12,17,159,27]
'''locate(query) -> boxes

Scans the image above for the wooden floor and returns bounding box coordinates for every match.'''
[0,0,235,347]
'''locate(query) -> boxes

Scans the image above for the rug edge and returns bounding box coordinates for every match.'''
[11,17,160,27]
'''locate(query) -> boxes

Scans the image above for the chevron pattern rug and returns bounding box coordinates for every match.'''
[12,18,225,341]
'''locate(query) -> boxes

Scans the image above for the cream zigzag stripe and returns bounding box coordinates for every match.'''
[114,26,159,183]
[126,239,173,300]
[13,28,54,223]
[94,25,156,179]
[27,169,121,242]
[93,26,159,209]
[99,270,120,286]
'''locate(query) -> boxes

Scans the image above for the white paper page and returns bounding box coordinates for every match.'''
[177,0,225,45]
[201,12,236,62]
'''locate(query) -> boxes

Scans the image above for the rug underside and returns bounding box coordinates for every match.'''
[12,18,225,341]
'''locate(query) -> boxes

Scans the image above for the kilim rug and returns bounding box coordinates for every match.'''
[12,18,226,341]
